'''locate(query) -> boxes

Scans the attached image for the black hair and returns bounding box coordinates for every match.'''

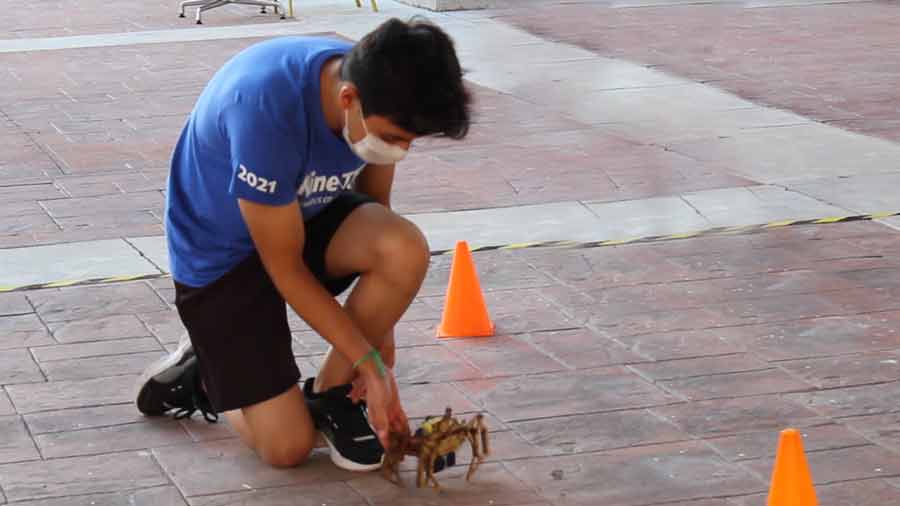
[340,17,472,140]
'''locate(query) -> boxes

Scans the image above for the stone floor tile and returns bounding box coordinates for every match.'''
[137,310,187,344]
[504,441,764,506]
[616,328,750,361]
[777,351,900,389]
[442,336,568,378]
[523,328,645,369]
[455,368,677,423]
[393,345,484,384]
[291,330,330,357]
[393,319,443,348]
[0,239,159,288]
[886,476,900,490]
[7,485,188,506]
[658,368,815,401]
[31,337,162,362]
[792,173,900,216]
[347,462,544,506]
[188,482,366,506]
[842,412,900,451]
[629,354,770,382]
[0,388,14,416]
[35,419,191,459]
[0,349,45,385]
[733,313,900,361]
[396,430,550,473]
[811,479,900,506]
[29,283,167,323]
[153,439,350,497]
[0,415,40,464]
[659,500,733,506]
[705,423,870,462]
[407,201,606,253]
[399,383,480,419]
[0,451,168,502]
[492,308,580,336]
[653,395,829,438]
[399,298,442,322]
[587,307,743,338]
[535,247,694,288]
[420,255,554,298]
[48,314,151,343]
[0,313,53,351]
[39,350,165,381]
[786,382,900,418]
[583,195,711,239]
[682,186,850,227]
[24,404,146,434]
[0,293,32,316]
[745,444,900,484]
[478,288,566,317]
[179,417,240,443]
[126,235,169,273]
[511,409,690,455]
[6,375,135,413]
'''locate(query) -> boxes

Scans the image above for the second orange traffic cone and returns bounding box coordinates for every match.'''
[767,428,818,506]
[436,241,494,338]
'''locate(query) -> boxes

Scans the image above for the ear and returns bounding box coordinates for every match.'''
[338,84,358,110]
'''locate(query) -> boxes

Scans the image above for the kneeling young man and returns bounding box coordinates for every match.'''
[134,17,471,470]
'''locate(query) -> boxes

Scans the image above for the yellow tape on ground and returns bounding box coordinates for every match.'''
[2,211,898,293]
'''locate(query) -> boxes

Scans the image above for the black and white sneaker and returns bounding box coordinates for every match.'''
[134,337,217,422]
[303,377,383,472]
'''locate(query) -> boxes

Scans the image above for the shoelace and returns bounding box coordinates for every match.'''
[171,389,219,423]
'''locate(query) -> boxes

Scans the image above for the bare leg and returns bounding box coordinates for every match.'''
[224,409,255,448]
[222,385,317,468]
[217,204,427,468]
[313,203,429,392]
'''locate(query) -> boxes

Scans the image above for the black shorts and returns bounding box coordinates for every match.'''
[173,192,376,413]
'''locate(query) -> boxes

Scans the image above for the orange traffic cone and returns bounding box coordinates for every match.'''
[767,428,818,506]
[436,241,494,338]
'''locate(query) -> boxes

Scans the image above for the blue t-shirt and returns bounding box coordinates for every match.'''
[165,36,365,287]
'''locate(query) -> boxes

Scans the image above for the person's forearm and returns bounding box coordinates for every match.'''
[380,329,396,369]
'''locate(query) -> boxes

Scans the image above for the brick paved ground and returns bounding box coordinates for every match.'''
[1,221,899,504]
[496,1,900,143]
[3,0,900,504]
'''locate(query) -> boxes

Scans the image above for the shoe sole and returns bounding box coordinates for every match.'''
[321,432,384,472]
[133,336,193,415]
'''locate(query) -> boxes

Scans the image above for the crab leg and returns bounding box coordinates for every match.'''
[427,453,442,490]
[416,452,428,488]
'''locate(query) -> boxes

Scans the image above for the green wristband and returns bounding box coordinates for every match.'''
[353,348,387,378]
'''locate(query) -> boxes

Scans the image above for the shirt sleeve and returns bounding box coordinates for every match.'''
[221,102,302,206]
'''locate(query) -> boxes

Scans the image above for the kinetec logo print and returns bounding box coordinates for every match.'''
[297,164,365,207]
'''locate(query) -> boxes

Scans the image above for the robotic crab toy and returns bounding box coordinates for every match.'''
[382,407,491,491]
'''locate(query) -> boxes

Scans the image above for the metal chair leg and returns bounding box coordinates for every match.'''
[179,0,285,22]
[230,0,284,18]
[196,0,229,24]
[178,0,211,17]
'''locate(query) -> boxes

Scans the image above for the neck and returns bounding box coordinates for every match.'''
[320,56,345,135]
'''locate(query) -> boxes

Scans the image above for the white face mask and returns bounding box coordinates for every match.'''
[342,103,409,165]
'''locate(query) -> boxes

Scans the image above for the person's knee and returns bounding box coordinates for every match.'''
[375,217,430,280]
[258,438,314,468]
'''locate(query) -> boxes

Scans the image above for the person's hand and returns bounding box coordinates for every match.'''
[385,369,409,435]
[356,365,393,449]
[349,368,408,440]
[349,374,367,403]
